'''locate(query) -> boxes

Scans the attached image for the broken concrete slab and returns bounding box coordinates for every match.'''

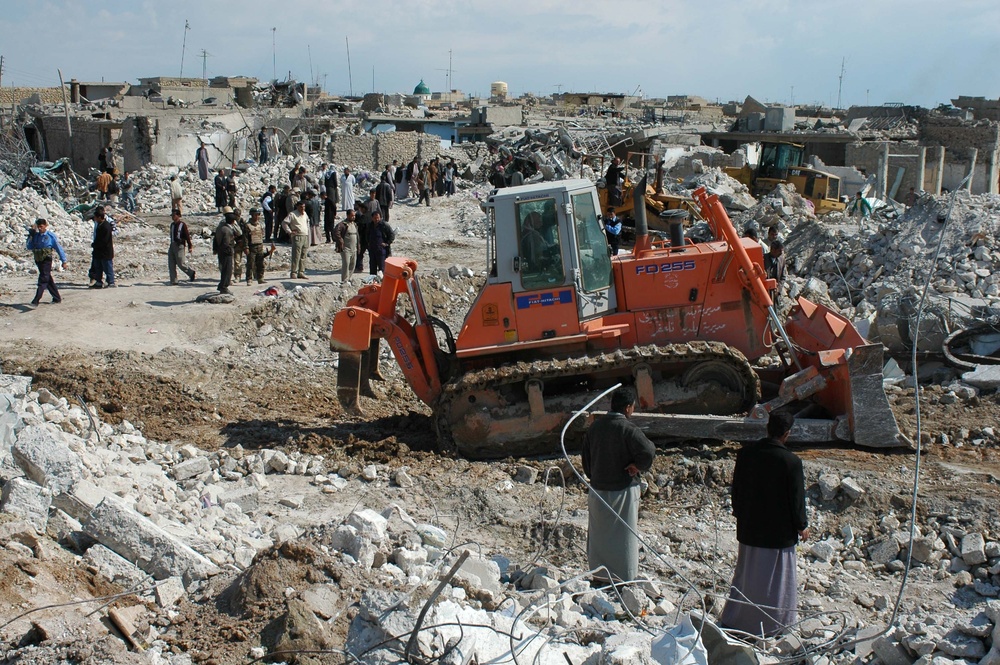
[1,476,51,532]
[172,456,211,481]
[11,425,83,495]
[154,576,186,608]
[962,365,1000,389]
[83,494,220,583]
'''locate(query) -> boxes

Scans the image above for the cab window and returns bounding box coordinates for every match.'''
[517,198,564,289]
[571,192,612,292]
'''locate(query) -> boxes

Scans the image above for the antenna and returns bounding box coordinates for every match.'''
[346,37,353,97]
[553,84,563,94]
[179,20,190,78]
[836,57,846,110]
[271,28,276,81]
[308,44,314,87]
[434,50,459,92]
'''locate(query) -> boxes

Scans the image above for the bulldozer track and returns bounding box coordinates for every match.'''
[433,341,760,458]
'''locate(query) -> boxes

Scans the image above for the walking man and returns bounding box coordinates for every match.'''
[261,185,277,241]
[720,411,808,637]
[25,218,67,307]
[258,127,269,163]
[90,207,116,288]
[168,209,196,284]
[169,175,183,214]
[285,197,310,279]
[581,386,656,583]
[195,142,210,180]
[340,167,356,212]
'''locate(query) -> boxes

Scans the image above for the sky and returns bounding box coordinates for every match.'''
[1,0,997,109]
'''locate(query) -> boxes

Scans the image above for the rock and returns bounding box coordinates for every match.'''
[301,584,342,620]
[271,598,333,656]
[83,544,149,588]
[935,630,986,659]
[512,465,538,484]
[962,533,987,565]
[218,487,259,513]
[172,456,211,481]
[910,536,942,565]
[869,537,901,565]
[810,540,837,563]
[11,425,83,495]
[818,473,841,501]
[840,477,864,500]
[453,553,503,600]
[361,464,378,481]
[416,524,447,548]
[84,495,220,583]
[346,508,388,545]
[278,495,304,509]
[1,477,51,532]
[619,586,650,616]
[601,631,654,664]
[871,636,915,665]
[393,468,414,488]
[155,576,186,608]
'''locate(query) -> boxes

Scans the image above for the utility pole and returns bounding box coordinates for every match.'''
[179,20,190,78]
[200,49,211,102]
[346,37,353,97]
[836,57,846,110]
[790,85,794,106]
[308,44,314,87]
[0,55,5,129]
[57,69,74,167]
[271,28,276,81]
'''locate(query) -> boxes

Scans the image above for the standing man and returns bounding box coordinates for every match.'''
[258,127,269,163]
[604,208,622,256]
[340,167,357,213]
[261,185,277,242]
[849,191,872,218]
[367,210,393,275]
[305,190,322,246]
[25,218,67,307]
[96,170,113,200]
[213,212,241,294]
[323,163,339,218]
[605,157,624,207]
[168,208,196,284]
[581,386,656,583]
[225,170,238,208]
[322,190,337,243]
[214,169,228,213]
[375,175,394,222]
[195,142,210,180]
[333,209,359,283]
[720,411,808,637]
[90,207,116,288]
[407,158,420,198]
[244,208,272,285]
[169,175,183,214]
[120,171,136,212]
[284,197,310,279]
[764,239,785,306]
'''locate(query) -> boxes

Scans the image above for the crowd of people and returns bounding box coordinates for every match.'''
[24,148,468,304]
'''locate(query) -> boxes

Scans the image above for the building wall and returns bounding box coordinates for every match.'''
[327,132,445,171]
[920,118,1000,194]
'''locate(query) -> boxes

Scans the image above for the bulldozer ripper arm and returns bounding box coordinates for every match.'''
[693,186,773,311]
[330,257,444,410]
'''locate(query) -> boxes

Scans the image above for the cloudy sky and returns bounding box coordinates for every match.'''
[2,0,997,108]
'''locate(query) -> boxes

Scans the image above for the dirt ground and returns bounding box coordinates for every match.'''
[2,189,1000,663]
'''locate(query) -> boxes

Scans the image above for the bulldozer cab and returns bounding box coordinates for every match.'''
[486,180,616,326]
[757,142,805,180]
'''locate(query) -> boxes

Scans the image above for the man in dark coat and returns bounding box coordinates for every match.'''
[213,212,241,294]
[90,207,116,288]
[605,157,624,207]
[720,410,808,637]
[581,386,655,583]
[367,210,393,275]
[375,177,394,222]
[214,169,228,212]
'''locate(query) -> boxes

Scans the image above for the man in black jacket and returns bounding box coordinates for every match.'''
[582,386,655,583]
[90,207,116,288]
[720,410,809,637]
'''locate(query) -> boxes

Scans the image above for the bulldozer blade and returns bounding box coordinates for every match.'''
[337,351,364,414]
[848,344,910,448]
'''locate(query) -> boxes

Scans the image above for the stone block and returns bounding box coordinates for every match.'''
[935,630,986,659]
[346,508,387,545]
[301,584,342,620]
[84,495,220,583]
[869,537,901,564]
[51,479,110,522]
[840,477,864,500]
[963,365,1000,389]
[818,473,841,501]
[871,636,915,665]
[84,543,149,588]
[172,456,210,481]
[154,576,186,608]
[11,425,83,495]
[962,533,987,565]
[601,631,654,664]
[218,486,259,513]
[45,508,82,544]
[454,554,503,598]
[393,547,428,574]
[619,586,650,616]
[513,465,538,484]
[279,494,304,509]
[1,477,51,532]
[910,536,942,565]
[810,540,836,562]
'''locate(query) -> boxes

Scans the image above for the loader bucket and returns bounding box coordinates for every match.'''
[784,297,908,448]
[847,343,909,448]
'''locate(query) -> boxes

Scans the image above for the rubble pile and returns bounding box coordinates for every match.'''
[0,187,90,275]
